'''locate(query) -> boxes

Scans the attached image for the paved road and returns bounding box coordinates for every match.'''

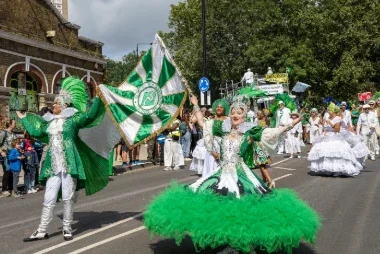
[1,148,380,254]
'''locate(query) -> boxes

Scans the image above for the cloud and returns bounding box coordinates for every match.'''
[68,0,180,60]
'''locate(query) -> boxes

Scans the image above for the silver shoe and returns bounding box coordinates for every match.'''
[23,230,49,242]
[63,229,73,241]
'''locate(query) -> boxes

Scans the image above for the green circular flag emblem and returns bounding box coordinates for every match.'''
[133,81,163,115]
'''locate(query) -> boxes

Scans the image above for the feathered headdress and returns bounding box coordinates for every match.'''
[269,94,297,114]
[230,95,249,117]
[236,87,268,98]
[55,77,88,112]
[212,98,230,116]
[327,103,340,113]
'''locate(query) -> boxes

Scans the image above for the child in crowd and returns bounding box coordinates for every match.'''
[8,140,24,197]
[22,132,39,194]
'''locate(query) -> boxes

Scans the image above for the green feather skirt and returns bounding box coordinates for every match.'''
[144,183,321,253]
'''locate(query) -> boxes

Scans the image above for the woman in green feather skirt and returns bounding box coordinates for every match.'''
[144,95,321,254]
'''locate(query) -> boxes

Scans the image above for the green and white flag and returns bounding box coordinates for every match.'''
[98,34,189,149]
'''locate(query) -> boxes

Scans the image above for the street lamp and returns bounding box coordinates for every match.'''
[136,42,152,62]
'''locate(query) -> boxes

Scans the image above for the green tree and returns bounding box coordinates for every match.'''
[162,0,380,102]
[104,50,146,87]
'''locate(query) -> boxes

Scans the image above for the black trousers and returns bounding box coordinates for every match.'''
[1,159,13,192]
[190,134,199,153]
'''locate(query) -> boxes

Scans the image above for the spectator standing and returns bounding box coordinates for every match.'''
[147,135,157,165]
[180,113,192,159]
[8,140,24,197]
[0,119,17,197]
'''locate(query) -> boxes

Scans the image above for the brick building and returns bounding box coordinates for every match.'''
[0,0,106,131]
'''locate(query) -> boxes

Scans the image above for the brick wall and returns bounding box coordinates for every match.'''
[0,0,102,57]
[0,39,104,93]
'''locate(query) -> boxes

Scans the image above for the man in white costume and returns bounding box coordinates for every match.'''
[340,101,352,131]
[276,101,291,154]
[246,104,256,123]
[368,100,380,155]
[241,68,254,87]
[357,104,377,161]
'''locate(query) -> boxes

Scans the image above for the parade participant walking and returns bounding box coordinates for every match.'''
[253,110,274,188]
[350,104,360,131]
[144,95,320,254]
[287,110,303,158]
[163,116,183,171]
[19,77,111,241]
[340,102,352,131]
[190,99,229,177]
[368,100,380,155]
[357,104,378,161]
[275,101,291,154]
[309,108,321,145]
[308,103,362,176]
[0,119,17,197]
[302,107,310,144]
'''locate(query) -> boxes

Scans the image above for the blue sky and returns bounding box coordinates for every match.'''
[68,0,180,60]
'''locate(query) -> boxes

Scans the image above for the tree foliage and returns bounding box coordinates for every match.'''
[162,0,380,102]
[104,50,146,87]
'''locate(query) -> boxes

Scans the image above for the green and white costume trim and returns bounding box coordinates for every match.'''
[144,119,321,253]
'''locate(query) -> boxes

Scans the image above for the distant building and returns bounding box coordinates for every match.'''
[0,0,106,131]
[50,0,68,20]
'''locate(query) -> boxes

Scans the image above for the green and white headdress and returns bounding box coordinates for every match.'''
[55,77,88,112]
[212,98,230,116]
[230,95,250,117]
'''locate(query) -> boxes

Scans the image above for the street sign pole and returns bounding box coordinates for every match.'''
[200,0,210,105]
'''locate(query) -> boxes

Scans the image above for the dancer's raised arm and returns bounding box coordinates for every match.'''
[190,95,205,128]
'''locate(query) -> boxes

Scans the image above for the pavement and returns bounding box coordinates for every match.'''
[0,147,380,254]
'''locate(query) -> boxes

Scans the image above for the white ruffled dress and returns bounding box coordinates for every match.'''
[308,116,362,176]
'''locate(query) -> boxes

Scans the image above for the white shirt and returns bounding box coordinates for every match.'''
[246,110,256,123]
[241,71,254,83]
[340,110,352,131]
[357,112,377,135]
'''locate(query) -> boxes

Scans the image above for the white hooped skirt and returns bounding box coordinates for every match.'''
[308,133,362,176]
[190,138,219,177]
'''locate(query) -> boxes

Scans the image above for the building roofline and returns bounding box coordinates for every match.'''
[0,30,106,64]
[43,0,81,30]
[79,36,104,47]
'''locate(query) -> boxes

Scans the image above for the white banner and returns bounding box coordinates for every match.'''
[257,84,283,95]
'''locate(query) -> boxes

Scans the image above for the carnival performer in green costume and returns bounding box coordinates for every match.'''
[18,77,117,241]
[144,95,321,254]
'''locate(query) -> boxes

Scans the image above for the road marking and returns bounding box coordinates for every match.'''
[34,169,294,253]
[273,174,292,181]
[0,176,197,230]
[68,226,146,254]
[274,167,296,171]
[34,214,144,254]
[270,158,290,166]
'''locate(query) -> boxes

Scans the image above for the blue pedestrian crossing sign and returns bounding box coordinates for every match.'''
[199,77,210,92]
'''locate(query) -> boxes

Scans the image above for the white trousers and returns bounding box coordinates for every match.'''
[164,139,184,167]
[287,134,301,154]
[277,134,287,153]
[361,132,377,157]
[38,172,77,233]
